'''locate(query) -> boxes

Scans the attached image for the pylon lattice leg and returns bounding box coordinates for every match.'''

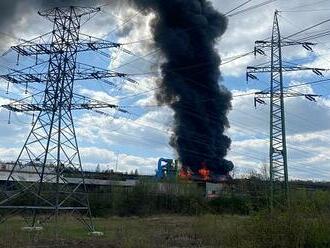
[269,11,289,208]
[0,7,97,231]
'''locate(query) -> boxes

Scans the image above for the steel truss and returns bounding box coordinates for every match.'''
[0,6,133,231]
[246,11,326,208]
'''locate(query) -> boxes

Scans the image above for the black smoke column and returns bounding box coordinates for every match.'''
[131,0,234,175]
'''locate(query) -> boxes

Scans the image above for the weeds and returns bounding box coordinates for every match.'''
[0,185,329,247]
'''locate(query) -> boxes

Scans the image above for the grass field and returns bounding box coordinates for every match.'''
[0,210,330,248]
[0,215,251,248]
[1,185,330,247]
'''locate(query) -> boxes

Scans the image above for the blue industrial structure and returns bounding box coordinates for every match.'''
[155,158,179,179]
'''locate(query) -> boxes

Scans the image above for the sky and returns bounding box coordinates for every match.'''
[0,0,329,180]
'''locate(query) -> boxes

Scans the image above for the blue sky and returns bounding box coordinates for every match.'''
[0,0,330,180]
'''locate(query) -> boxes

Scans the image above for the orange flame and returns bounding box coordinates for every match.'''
[178,163,212,181]
[179,167,192,180]
[198,163,210,181]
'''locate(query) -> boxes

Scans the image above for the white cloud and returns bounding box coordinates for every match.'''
[214,0,330,77]
[0,147,20,162]
[227,86,330,180]
[1,0,330,181]
[78,88,119,105]
[75,107,173,158]
[80,146,158,174]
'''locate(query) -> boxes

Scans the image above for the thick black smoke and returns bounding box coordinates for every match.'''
[0,0,233,174]
[128,0,234,175]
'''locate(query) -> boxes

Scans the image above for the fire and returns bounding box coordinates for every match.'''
[179,163,211,181]
[179,167,192,180]
[198,163,210,181]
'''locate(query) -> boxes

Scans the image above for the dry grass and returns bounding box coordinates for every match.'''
[0,215,248,248]
[0,212,330,248]
[1,190,330,248]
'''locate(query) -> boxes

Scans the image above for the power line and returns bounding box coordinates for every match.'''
[1,2,328,181]
[5,90,329,177]
[282,17,330,41]
[283,0,330,11]
[224,0,254,16]
[280,9,330,13]
[227,0,277,17]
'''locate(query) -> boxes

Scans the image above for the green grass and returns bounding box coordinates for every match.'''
[0,211,330,248]
[0,215,247,248]
[0,188,329,247]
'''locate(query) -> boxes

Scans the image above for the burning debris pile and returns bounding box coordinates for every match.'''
[179,163,230,182]
[129,0,234,180]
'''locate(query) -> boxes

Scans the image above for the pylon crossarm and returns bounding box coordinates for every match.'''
[38,6,101,21]
[247,66,328,73]
[2,94,128,113]
[1,103,123,112]
[255,40,315,49]
[0,72,45,84]
[80,33,135,55]
[2,103,43,112]
[12,41,122,56]
[10,30,134,57]
[0,68,138,85]
[75,63,139,84]
[69,93,129,113]
[255,91,320,99]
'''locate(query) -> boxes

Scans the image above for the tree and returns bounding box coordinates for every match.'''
[95,164,101,173]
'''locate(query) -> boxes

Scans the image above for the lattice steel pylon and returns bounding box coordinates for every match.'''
[246,10,326,208]
[0,6,133,232]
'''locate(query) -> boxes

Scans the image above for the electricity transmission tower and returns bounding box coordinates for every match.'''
[246,10,325,208]
[0,6,133,232]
